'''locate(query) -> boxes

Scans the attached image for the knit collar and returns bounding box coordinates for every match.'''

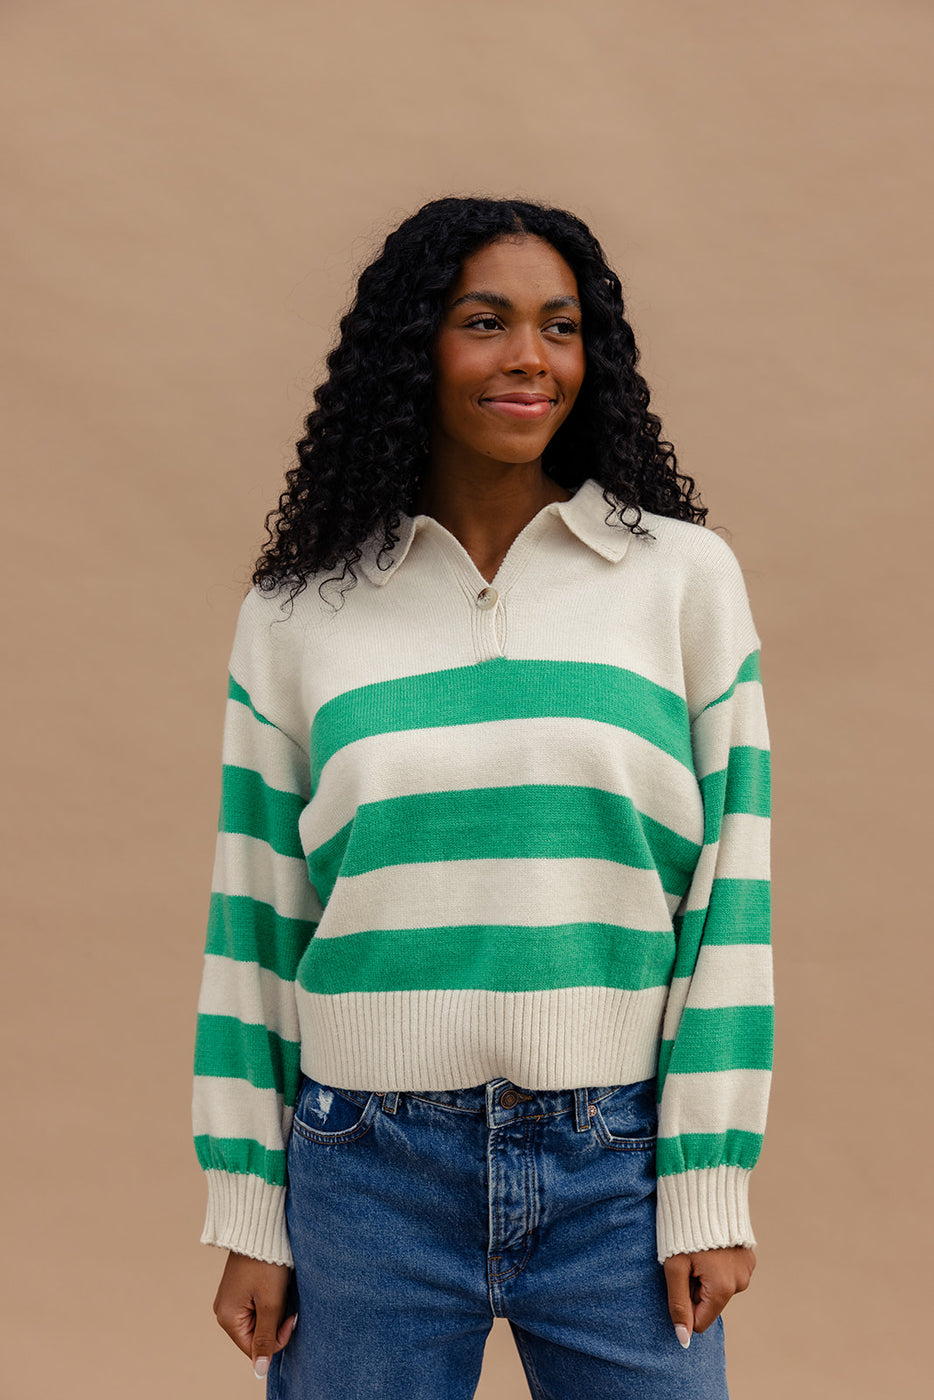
[357,477,631,587]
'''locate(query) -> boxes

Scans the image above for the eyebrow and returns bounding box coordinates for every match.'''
[448,290,582,313]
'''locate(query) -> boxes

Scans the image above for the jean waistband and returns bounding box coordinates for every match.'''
[330,1078,646,1132]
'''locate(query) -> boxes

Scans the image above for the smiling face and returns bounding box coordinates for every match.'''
[428,235,586,477]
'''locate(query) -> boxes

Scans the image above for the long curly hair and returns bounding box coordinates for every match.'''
[253,195,706,607]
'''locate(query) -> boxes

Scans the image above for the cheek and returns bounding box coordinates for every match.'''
[434,330,472,381]
[565,368,586,415]
[566,346,586,396]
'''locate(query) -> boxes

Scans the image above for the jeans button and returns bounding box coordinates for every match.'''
[499,1088,534,1108]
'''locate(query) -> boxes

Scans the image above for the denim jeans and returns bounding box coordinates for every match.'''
[267,1074,728,1399]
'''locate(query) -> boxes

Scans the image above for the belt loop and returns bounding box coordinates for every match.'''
[379,1090,400,1115]
[573,1087,592,1132]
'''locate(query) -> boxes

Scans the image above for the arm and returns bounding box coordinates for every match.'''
[656,645,773,1258]
[192,594,320,1268]
[656,546,773,1334]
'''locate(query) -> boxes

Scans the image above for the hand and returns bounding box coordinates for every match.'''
[213,1250,298,1378]
[663,1246,756,1348]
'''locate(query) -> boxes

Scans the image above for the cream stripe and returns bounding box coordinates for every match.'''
[212,832,322,921]
[680,814,770,910]
[306,717,703,849]
[192,1075,293,1148]
[314,857,679,938]
[295,984,668,1092]
[692,680,769,778]
[222,698,310,797]
[658,1068,771,1136]
[687,943,774,1007]
[716,814,770,879]
[661,946,774,1035]
[197,955,300,1041]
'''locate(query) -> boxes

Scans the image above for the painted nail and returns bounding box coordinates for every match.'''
[675,1324,691,1349]
[254,1356,270,1379]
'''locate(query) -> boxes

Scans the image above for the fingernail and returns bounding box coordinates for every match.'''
[290,1313,299,1330]
[254,1356,270,1379]
[675,1324,691,1349]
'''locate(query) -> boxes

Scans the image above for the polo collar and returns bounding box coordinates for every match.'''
[357,476,631,587]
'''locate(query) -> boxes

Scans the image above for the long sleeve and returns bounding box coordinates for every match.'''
[192,594,320,1266]
[655,552,773,1262]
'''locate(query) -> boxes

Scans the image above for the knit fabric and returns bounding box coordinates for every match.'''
[192,477,773,1267]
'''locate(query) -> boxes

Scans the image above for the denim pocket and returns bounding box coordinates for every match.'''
[590,1080,658,1152]
[291,1075,380,1145]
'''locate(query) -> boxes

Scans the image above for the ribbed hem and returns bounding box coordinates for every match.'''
[200,1170,292,1268]
[302,985,665,1091]
[656,1165,756,1262]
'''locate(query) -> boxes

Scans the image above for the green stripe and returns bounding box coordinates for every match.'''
[656,1129,763,1176]
[723,745,770,817]
[309,659,692,791]
[656,1038,674,1090]
[219,766,306,859]
[736,650,761,686]
[194,1013,302,1099]
[206,892,316,981]
[194,1134,287,1185]
[296,922,675,995]
[659,1005,773,1081]
[673,880,770,975]
[228,673,276,727]
[700,747,770,841]
[702,650,762,713]
[307,785,700,906]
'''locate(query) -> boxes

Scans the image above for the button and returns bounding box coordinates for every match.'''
[499,1088,533,1108]
[476,586,498,609]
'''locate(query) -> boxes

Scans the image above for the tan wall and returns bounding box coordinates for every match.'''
[2,1,930,1394]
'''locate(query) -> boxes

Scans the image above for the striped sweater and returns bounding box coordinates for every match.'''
[192,477,772,1267]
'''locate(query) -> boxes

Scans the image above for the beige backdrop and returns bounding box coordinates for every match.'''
[2,1,930,1395]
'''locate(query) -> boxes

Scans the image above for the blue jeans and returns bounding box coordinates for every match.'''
[267,1074,728,1399]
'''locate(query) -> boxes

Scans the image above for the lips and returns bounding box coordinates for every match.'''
[483,393,554,404]
[480,391,556,420]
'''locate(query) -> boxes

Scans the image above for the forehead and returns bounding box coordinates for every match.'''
[448,235,578,300]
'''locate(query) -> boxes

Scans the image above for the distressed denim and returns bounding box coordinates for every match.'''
[266,1074,728,1399]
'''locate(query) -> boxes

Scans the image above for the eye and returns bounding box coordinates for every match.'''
[461,313,581,336]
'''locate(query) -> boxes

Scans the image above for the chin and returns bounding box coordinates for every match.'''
[485,432,555,458]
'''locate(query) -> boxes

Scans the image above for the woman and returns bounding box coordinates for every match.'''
[192,195,772,1399]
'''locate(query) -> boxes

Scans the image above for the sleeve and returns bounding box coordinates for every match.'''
[191,593,321,1267]
[654,544,773,1262]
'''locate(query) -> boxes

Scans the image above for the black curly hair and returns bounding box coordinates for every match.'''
[253,195,706,607]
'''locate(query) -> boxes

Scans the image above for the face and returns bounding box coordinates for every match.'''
[429,235,585,473]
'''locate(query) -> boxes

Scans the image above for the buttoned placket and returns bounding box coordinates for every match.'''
[423,507,565,665]
[468,580,505,663]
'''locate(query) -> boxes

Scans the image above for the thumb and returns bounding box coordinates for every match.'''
[663,1253,695,1349]
[251,1300,297,1379]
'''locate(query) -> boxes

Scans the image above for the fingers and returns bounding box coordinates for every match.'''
[691,1270,735,1334]
[251,1301,298,1379]
[690,1247,756,1334]
[663,1253,694,1348]
[663,1246,757,1345]
[213,1251,296,1375]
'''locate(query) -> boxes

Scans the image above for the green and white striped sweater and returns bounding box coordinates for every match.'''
[192,477,772,1267]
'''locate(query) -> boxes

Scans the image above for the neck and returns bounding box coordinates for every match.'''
[411,461,572,580]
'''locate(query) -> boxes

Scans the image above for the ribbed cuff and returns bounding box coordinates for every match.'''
[200,1170,293,1268]
[656,1165,756,1262]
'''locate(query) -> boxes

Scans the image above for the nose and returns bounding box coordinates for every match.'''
[501,324,548,376]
